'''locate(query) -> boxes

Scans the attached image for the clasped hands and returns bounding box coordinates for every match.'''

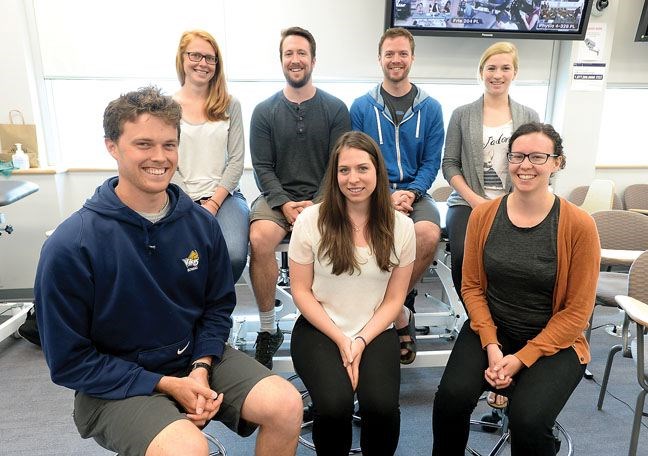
[159,371,223,428]
[281,200,314,225]
[337,336,366,391]
[391,190,415,215]
[484,344,523,390]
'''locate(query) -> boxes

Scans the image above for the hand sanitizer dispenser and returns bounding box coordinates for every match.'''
[12,143,30,170]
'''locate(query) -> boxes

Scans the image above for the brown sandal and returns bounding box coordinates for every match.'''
[486,392,509,409]
[396,308,417,364]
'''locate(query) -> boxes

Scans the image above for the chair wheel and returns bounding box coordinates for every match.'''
[480,410,501,433]
[303,402,314,423]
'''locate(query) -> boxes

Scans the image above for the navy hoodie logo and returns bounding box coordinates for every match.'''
[182,250,200,272]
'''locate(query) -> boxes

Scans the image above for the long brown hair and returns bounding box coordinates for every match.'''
[318,131,398,275]
[175,30,230,122]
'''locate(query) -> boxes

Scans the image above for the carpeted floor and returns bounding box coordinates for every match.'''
[1,280,647,455]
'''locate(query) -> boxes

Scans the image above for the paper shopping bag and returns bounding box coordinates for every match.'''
[0,110,40,168]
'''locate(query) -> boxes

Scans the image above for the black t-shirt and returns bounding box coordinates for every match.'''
[483,195,560,341]
[381,85,417,125]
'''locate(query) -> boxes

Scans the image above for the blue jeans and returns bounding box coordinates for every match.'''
[214,191,249,283]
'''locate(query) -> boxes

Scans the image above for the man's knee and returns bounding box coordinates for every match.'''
[243,376,303,430]
[249,221,284,256]
[146,419,208,456]
[414,222,441,255]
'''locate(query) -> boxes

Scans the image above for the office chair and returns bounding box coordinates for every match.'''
[597,250,648,456]
[467,399,573,456]
[623,183,648,212]
[567,182,623,212]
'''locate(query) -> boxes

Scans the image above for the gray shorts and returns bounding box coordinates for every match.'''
[249,195,292,231]
[409,194,441,226]
[73,346,272,456]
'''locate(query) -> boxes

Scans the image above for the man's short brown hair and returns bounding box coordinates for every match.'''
[379,27,415,56]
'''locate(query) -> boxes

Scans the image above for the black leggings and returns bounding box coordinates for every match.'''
[432,321,585,456]
[445,204,473,300]
[290,316,401,456]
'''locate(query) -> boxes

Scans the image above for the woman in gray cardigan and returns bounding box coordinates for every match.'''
[442,41,539,306]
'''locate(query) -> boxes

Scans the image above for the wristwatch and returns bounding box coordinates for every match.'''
[191,361,212,381]
[408,189,423,203]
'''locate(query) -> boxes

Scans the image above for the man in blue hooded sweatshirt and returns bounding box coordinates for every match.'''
[350,27,444,365]
[35,86,302,456]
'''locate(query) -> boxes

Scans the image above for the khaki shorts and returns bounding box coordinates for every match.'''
[409,194,441,226]
[249,195,292,231]
[73,346,272,456]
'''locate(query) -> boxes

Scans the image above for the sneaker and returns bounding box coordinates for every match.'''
[254,327,284,369]
[404,288,418,313]
[17,311,41,347]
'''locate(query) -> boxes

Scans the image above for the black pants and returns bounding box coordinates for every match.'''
[291,316,401,456]
[445,204,473,300]
[432,321,585,456]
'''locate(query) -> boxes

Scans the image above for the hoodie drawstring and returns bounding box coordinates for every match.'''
[373,106,383,144]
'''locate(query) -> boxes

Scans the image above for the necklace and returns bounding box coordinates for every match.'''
[351,221,366,233]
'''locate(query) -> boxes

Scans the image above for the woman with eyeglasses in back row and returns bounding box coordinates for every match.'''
[432,122,600,455]
[173,30,249,282]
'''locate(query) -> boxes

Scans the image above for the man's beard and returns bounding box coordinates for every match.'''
[285,68,312,89]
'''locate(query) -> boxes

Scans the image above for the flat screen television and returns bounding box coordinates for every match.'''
[385,0,594,41]
[635,0,648,42]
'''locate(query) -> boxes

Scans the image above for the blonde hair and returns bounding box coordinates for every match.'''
[478,41,519,75]
[175,30,230,122]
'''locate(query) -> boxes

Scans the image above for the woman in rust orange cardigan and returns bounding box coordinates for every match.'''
[432,122,600,456]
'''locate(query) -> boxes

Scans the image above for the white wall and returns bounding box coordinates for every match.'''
[1,0,647,289]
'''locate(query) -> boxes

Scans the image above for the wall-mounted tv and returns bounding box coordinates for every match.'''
[635,0,648,42]
[385,0,594,41]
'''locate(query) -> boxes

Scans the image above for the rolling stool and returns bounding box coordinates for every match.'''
[288,374,362,454]
[466,399,573,456]
[203,430,228,456]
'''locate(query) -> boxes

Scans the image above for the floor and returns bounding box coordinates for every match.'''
[1,275,647,455]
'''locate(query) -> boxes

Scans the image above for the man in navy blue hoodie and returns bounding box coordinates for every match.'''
[350,27,444,365]
[35,86,302,456]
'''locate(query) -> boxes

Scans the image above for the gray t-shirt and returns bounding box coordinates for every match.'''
[483,195,559,341]
[250,89,350,209]
[381,85,417,125]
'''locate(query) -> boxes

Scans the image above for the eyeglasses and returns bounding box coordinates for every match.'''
[507,152,558,165]
[185,52,217,65]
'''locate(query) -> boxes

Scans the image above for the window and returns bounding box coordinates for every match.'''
[597,87,648,167]
[47,78,547,168]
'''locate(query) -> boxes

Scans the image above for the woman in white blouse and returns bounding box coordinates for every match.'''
[442,41,539,305]
[174,30,248,281]
[289,131,415,455]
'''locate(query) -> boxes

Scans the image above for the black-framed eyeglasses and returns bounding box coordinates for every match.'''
[185,52,217,65]
[507,152,558,165]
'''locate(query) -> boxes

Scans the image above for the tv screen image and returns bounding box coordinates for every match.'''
[386,0,593,40]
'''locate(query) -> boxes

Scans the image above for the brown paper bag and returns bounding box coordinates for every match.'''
[0,110,40,168]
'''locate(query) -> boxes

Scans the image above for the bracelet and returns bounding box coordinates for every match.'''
[354,335,367,347]
[205,198,221,210]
